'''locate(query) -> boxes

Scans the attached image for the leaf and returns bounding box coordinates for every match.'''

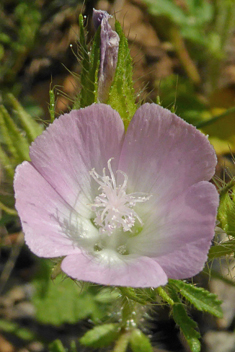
[143,0,213,44]
[129,329,153,352]
[169,279,223,318]
[107,21,136,129]
[142,0,186,26]
[0,146,14,178]
[0,319,36,341]
[7,94,43,143]
[32,261,108,326]
[0,105,30,162]
[208,240,235,259]
[113,331,131,352]
[172,303,201,352]
[217,180,235,237]
[94,287,120,303]
[202,86,235,154]
[49,340,66,352]
[80,324,120,348]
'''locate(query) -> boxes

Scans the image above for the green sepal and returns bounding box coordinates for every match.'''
[74,15,100,109]
[129,329,153,352]
[119,287,147,305]
[107,21,136,129]
[217,179,235,237]
[169,279,223,318]
[7,93,43,143]
[80,323,120,348]
[172,303,201,352]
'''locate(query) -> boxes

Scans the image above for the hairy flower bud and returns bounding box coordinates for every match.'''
[93,9,120,102]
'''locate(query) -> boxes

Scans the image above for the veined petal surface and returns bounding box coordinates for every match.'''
[127,182,219,259]
[61,251,168,287]
[14,162,96,257]
[119,103,216,201]
[29,104,124,216]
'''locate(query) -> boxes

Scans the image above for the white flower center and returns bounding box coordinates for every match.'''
[90,159,151,236]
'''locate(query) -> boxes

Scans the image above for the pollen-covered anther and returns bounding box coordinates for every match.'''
[90,159,151,235]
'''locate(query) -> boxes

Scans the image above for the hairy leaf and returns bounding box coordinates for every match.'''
[169,279,223,318]
[130,329,153,352]
[172,303,201,352]
[80,324,120,348]
[217,180,235,237]
[208,240,235,259]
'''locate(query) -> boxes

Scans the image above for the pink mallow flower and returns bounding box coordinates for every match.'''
[14,103,219,288]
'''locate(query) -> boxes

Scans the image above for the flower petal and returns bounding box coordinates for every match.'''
[119,103,216,202]
[61,251,168,287]
[29,104,124,216]
[14,162,99,258]
[154,237,211,279]
[127,182,219,260]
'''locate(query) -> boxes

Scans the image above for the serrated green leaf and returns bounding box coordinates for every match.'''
[130,329,153,352]
[169,279,223,318]
[208,240,235,259]
[80,324,120,348]
[172,303,201,352]
[49,340,66,352]
[7,94,43,143]
[217,180,235,237]
[107,21,136,128]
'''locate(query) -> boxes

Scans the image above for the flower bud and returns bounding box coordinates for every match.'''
[92,9,120,102]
